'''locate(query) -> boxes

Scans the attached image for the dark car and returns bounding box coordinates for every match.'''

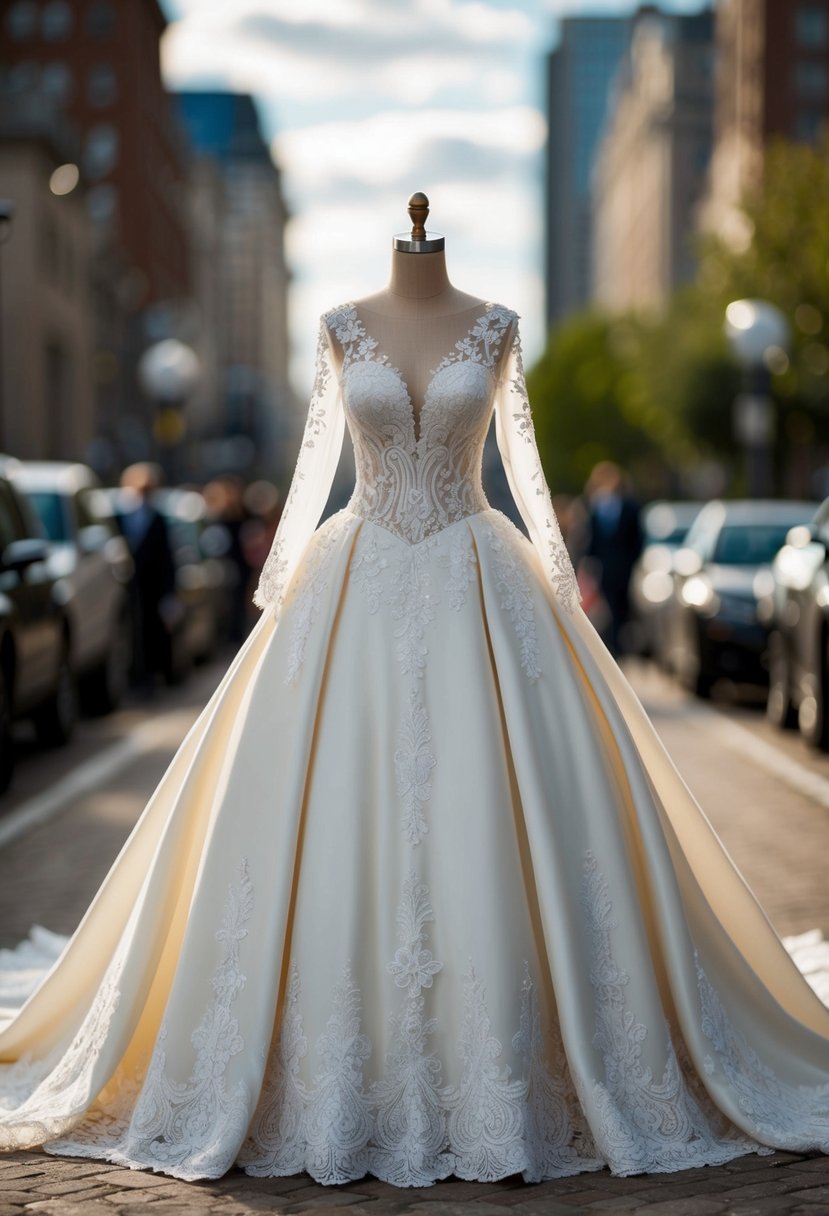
[629,500,701,662]
[0,457,78,791]
[764,498,829,747]
[667,499,816,698]
[9,462,134,714]
[103,486,221,684]
[153,488,222,678]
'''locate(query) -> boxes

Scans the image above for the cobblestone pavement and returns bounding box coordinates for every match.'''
[1,656,828,1215]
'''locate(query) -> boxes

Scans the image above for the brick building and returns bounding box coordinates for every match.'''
[701,0,829,244]
[0,0,193,467]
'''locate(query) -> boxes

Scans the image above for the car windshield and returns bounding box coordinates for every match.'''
[646,525,688,547]
[27,491,68,542]
[713,523,794,566]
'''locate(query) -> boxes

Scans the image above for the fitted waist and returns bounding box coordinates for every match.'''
[345,482,491,547]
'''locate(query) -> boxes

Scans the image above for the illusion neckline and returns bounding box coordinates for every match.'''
[335,300,507,447]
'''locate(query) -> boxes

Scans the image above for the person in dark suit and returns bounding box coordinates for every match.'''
[583,461,643,657]
[116,463,179,692]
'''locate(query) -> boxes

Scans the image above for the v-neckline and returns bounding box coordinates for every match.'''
[342,301,497,447]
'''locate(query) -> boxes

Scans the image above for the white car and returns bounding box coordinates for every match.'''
[9,462,134,714]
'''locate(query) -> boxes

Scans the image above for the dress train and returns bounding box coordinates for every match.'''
[0,302,827,1185]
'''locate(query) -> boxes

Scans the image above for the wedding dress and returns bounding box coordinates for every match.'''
[1,301,828,1188]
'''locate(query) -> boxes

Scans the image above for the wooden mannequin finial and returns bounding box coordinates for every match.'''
[408,192,429,241]
[393,191,443,253]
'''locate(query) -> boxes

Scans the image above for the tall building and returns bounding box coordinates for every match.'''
[0,0,190,305]
[701,0,829,244]
[176,92,292,475]
[0,92,94,459]
[544,14,632,329]
[592,10,714,312]
[0,0,193,469]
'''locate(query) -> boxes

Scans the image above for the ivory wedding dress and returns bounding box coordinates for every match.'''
[1,301,829,1187]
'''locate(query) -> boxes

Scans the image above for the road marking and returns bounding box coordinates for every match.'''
[689,704,829,811]
[629,659,829,811]
[0,714,192,849]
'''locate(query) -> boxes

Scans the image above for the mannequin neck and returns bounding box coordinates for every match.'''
[388,247,452,299]
[353,246,485,321]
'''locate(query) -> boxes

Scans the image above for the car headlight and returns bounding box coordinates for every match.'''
[682,575,718,613]
[641,570,674,604]
[752,569,775,600]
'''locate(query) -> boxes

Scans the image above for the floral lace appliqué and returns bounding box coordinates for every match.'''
[239,873,610,1187]
[339,303,512,546]
[500,322,580,617]
[695,952,829,1148]
[285,512,351,685]
[253,319,336,615]
[394,689,436,847]
[485,514,541,681]
[580,851,762,1175]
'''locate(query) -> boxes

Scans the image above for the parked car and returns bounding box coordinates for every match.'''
[629,500,701,662]
[9,462,134,714]
[153,488,222,677]
[103,486,222,684]
[0,456,79,791]
[667,499,817,698]
[764,498,829,747]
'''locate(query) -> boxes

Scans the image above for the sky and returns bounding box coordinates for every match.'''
[159,0,705,390]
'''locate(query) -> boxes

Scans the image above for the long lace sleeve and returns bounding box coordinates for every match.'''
[252,315,345,616]
[494,315,581,616]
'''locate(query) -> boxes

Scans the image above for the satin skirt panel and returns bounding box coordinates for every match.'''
[0,506,827,1186]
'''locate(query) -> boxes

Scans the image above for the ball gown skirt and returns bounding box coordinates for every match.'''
[0,302,828,1187]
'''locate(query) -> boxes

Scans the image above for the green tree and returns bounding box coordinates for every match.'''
[693,133,829,490]
[530,134,829,498]
[526,310,658,496]
[527,302,737,498]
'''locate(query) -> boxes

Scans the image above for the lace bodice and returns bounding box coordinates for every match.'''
[333,302,506,546]
[253,300,580,616]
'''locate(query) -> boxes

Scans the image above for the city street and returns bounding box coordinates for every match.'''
[1,654,829,1214]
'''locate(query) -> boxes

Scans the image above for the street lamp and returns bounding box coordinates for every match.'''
[138,338,200,482]
[0,200,16,453]
[724,298,790,498]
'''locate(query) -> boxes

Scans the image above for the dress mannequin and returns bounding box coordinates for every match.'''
[2,192,829,1191]
[329,194,495,428]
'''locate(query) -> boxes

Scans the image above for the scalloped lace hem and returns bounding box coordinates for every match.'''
[40,1124,768,1186]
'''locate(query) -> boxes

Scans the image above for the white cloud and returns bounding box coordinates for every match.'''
[162,0,542,112]
[273,106,545,191]
[161,0,557,403]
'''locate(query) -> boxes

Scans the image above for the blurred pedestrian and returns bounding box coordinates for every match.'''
[116,462,179,693]
[241,479,282,581]
[583,460,643,656]
[204,475,256,644]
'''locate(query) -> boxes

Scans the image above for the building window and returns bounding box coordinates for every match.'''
[796,60,829,99]
[5,61,39,92]
[693,138,711,172]
[42,1,73,40]
[85,124,118,178]
[87,62,117,107]
[794,109,825,141]
[796,6,829,48]
[86,183,117,224]
[86,1,115,38]
[5,1,37,40]
[40,213,59,285]
[45,340,70,459]
[41,62,73,104]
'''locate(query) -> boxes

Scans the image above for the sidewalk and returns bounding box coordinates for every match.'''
[2,1147,829,1214]
[1,659,828,1214]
